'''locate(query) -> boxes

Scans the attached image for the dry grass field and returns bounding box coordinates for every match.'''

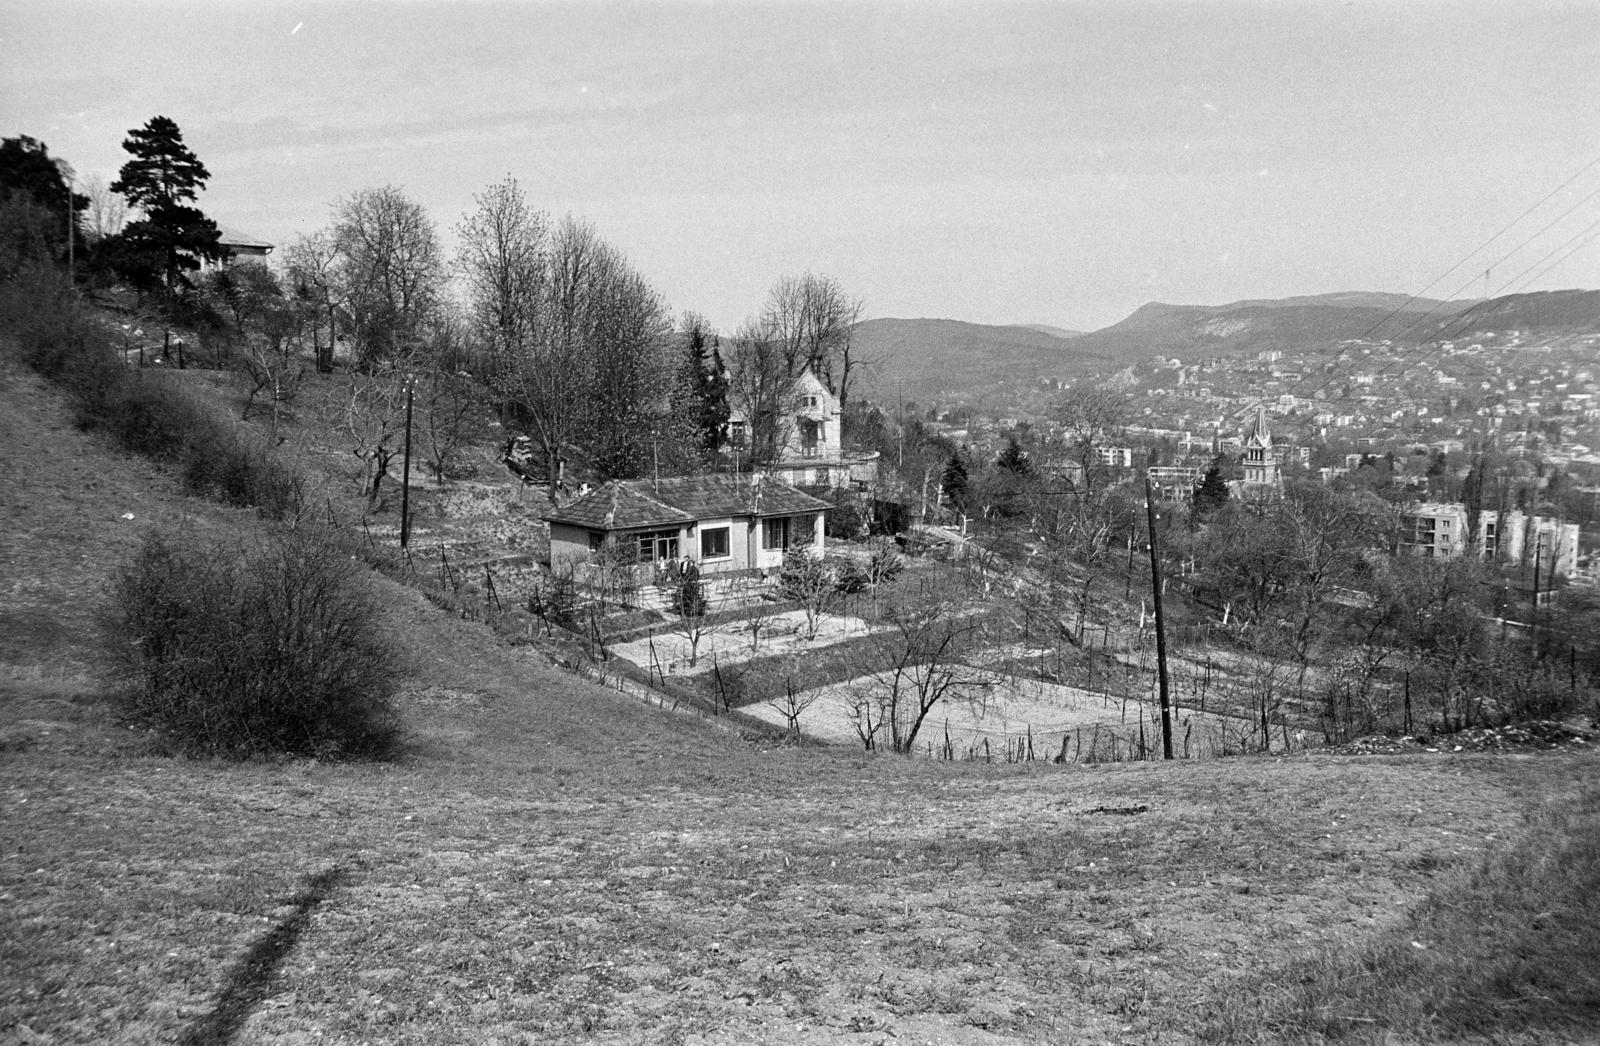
[2,351,1597,1045]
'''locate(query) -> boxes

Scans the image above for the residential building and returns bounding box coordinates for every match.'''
[1400,502,1469,558]
[725,366,879,488]
[542,473,829,577]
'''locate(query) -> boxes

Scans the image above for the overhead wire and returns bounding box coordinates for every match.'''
[1290,180,1600,410]
[1221,155,1600,423]
[1317,212,1600,416]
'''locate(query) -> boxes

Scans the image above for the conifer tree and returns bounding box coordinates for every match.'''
[997,436,1033,475]
[110,115,221,293]
[1191,457,1231,517]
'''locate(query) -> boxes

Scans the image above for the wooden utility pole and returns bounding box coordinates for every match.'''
[400,376,415,548]
[1143,477,1175,759]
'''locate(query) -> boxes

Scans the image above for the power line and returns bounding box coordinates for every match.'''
[1281,217,1600,442]
[1232,156,1600,420]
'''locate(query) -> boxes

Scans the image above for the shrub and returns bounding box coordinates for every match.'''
[1,268,305,519]
[527,565,581,633]
[108,528,401,758]
[830,554,871,594]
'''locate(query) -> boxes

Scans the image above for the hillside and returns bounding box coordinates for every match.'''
[850,291,1600,412]
[851,317,1103,406]
[3,314,1597,1045]
[1064,292,1481,363]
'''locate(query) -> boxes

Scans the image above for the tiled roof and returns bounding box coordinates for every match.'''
[542,474,829,531]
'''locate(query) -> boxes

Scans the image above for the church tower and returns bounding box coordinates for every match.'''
[1241,407,1281,492]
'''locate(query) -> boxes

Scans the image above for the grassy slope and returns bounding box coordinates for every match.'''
[1,350,1596,1045]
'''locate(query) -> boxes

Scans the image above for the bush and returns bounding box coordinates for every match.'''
[108,528,401,759]
[830,554,871,594]
[0,269,304,520]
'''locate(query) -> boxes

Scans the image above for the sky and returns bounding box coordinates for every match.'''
[3,0,1598,333]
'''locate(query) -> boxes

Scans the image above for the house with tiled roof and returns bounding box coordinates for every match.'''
[208,225,274,268]
[542,474,829,576]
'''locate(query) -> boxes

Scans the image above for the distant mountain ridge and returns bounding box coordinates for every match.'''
[851,317,1103,404]
[852,289,1600,408]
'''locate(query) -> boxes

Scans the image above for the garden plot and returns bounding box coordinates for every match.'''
[744,669,1298,759]
[609,608,875,675]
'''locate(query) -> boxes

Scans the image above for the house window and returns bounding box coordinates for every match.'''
[632,530,679,563]
[700,526,730,560]
[761,517,790,551]
[799,419,821,458]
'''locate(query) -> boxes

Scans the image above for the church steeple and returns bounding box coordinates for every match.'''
[1242,407,1280,491]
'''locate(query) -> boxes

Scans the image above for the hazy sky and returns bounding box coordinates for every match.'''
[3,0,1597,332]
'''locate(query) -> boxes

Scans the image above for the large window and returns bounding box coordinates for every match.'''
[762,515,815,551]
[700,526,730,560]
[632,530,679,563]
[761,516,790,551]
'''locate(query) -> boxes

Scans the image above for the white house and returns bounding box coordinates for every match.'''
[542,473,829,577]
[725,366,879,488]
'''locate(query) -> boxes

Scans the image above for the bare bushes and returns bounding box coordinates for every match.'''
[109,528,401,759]
[0,266,303,519]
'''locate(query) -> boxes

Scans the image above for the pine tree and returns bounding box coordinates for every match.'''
[1191,457,1231,517]
[997,436,1033,475]
[942,452,969,514]
[110,116,221,293]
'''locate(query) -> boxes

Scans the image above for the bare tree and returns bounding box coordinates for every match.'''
[283,229,342,373]
[1055,388,1129,494]
[473,207,671,496]
[760,272,865,407]
[847,567,993,754]
[455,177,546,371]
[766,677,821,739]
[333,186,444,368]
[339,373,408,512]
[415,311,483,483]
[723,318,795,466]
[80,173,125,243]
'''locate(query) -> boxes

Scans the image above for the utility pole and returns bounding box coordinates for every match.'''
[897,379,904,469]
[65,174,74,282]
[1143,477,1174,759]
[399,376,415,548]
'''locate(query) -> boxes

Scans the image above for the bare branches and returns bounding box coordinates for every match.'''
[333,186,444,368]
[846,567,993,754]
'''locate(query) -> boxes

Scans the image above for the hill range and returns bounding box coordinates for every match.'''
[854,289,1600,406]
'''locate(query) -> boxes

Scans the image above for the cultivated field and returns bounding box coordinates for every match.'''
[2,354,1597,1045]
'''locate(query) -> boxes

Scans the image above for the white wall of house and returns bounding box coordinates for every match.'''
[750,512,823,571]
[689,516,748,573]
[549,513,824,577]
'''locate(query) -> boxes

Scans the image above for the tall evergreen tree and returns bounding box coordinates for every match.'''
[997,436,1033,475]
[684,320,730,454]
[942,452,970,515]
[1191,457,1231,517]
[110,116,221,293]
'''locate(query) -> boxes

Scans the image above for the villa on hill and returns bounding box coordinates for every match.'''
[726,366,879,489]
[542,473,829,576]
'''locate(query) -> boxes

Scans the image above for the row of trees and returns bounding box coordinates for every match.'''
[6,118,873,502]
